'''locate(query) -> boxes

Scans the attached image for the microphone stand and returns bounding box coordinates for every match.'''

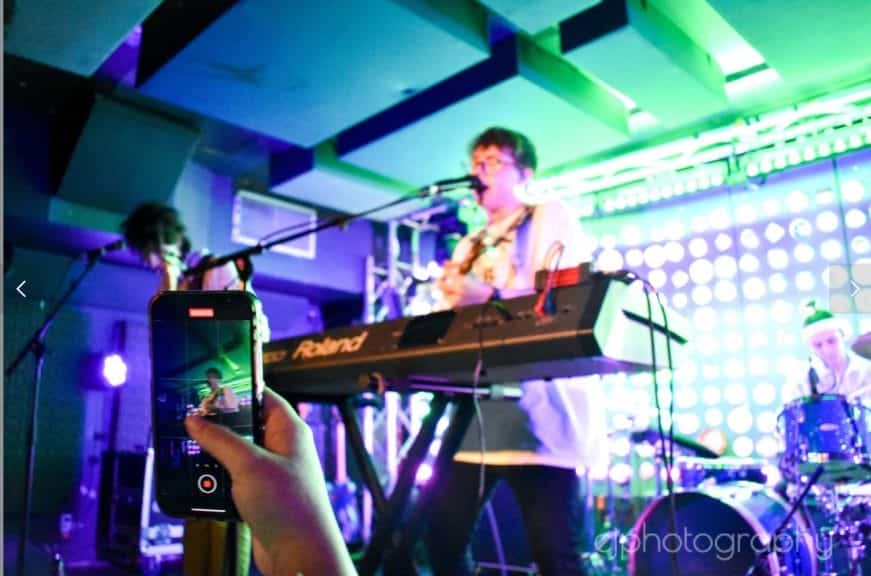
[742,465,824,576]
[6,250,105,576]
[184,182,457,282]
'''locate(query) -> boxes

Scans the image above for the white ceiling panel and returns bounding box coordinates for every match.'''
[561,0,726,128]
[138,0,490,147]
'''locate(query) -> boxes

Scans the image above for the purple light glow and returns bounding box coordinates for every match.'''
[102,354,128,387]
[416,463,433,484]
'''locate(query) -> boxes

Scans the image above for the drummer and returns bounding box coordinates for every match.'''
[784,301,871,406]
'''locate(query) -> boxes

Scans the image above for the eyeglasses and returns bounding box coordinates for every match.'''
[470,156,516,174]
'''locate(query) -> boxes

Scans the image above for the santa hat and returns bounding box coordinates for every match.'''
[801,300,850,342]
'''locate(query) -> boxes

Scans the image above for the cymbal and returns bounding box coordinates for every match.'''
[853,331,871,360]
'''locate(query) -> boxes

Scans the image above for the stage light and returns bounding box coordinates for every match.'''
[786,190,809,213]
[702,365,721,380]
[675,388,699,410]
[625,248,644,268]
[672,270,689,289]
[80,352,128,389]
[739,229,760,250]
[609,463,632,485]
[648,269,667,289]
[671,293,688,309]
[733,436,754,458]
[639,461,656,480]
[771,300,793,324]
[852,236,871,254]
[416,463,433,484]
[724,382,747,404]
[714,233,732,252]
[714,255,738,278]
[688,237,708,258]
[742,277,767,300]
[752,384,777,407]
[820,239,843,261]
[727,407,753,434]
[756,410,778,433]
[596,248,623,272]
[768,273,787,294]
[764,222,786,244]
[818,142,832,157]
[766,248,789,270]
[702,386,722,406]
[714,281,738,303]
[677,413,700,435]
[621,225,643,246]
[846,208,867,229]
[793,244,815,263]
[665,241,685,263]
[643,244,666,269]
[762,199,781,217]
[704,409,724,427]
[787,149,801,165]
[773,154,786,170]
[833,138,847,154]
[691,285,713,306]
[689,259,714,284]
[802,146,816,162]
[691,215,708,234]
[816,210,840,233]
[748,356,769,376]
[102,354,128,387]
[816,188,835,205]
[735,204,756,224]
[710,208,731,230]
[848,134,864,149]
[759,158,773,174]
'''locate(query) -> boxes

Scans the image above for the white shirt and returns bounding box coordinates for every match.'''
[784,351,871,407]
[452,202,609,469]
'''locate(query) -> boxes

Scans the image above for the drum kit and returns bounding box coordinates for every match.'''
[590,372,870,575]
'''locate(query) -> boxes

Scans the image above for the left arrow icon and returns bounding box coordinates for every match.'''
[17,280,27,298]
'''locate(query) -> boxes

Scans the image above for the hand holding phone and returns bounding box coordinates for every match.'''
[185,388,355,576]
[150,291,264,519]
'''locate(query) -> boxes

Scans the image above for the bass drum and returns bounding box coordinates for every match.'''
[628,482,816,576]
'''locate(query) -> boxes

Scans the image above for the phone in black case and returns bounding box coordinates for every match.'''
[149,290,264,519]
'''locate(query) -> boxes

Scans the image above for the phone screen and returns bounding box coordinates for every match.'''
[150,292,259,518]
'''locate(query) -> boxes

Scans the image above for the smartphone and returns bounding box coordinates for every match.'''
[149,290,264,519]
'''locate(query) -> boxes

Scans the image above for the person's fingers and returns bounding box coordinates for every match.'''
[185,415,260,477]
[260,387,308,457]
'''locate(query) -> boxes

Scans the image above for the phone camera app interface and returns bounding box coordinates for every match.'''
[153,315,253,515]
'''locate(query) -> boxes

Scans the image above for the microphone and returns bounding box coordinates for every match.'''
[808,361,820,396]
[85,239,126,260]
[420,175,484,197]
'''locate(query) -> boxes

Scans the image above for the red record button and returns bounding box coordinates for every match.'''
[197,473,217,494]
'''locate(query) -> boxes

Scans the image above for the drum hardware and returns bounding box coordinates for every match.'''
[743,465,824,576]
[778,394,871,485]
[802,482,871,576]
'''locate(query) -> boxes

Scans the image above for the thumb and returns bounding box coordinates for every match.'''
[185,415,260,478]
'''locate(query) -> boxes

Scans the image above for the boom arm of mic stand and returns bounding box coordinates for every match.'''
[184,187,435,279]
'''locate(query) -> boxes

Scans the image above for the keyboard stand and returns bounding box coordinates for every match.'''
[286,382,506,576]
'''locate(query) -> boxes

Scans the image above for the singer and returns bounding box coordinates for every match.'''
[783,301,871,404]
[122,202,260,576]
[425,127,608,576]
[122,203,241,292]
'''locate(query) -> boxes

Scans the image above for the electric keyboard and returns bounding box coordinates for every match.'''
[264,274,689,400]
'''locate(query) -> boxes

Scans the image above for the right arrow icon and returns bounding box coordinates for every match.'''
[851,280,860,298]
